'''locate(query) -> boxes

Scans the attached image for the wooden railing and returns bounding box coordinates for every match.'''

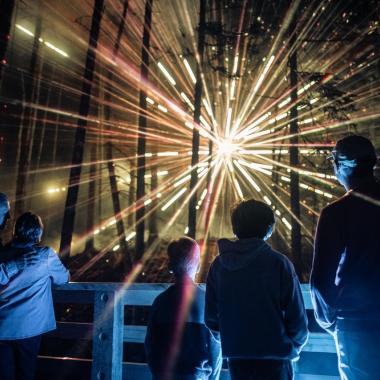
[40,283,339,380]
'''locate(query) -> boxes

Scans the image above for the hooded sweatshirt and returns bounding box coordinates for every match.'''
[205,238,308,360]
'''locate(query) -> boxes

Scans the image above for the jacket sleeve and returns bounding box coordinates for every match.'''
[207,330,223,380]
[47,248,70,285]
[310,206,344,332]
[205,262,220,333]
[0,261,19,285]
[281,259,308,354]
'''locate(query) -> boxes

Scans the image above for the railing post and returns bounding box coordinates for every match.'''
[92,291,123,380]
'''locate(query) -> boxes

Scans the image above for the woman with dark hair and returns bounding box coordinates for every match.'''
[0,212,69,380]
[145,237,222,380]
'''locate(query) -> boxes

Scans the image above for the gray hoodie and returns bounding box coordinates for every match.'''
[205,238,308,360]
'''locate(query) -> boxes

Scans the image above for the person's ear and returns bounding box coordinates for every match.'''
[263,224,274,241]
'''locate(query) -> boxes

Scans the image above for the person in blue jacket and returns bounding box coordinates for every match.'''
[205,199,308,380]
[145,237,222,380]
[310,135,380,380]
[0,212,69,380]
[0,193,39,284]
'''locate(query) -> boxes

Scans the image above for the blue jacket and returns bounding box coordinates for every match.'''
[0,241,69,339]
[310,180,380,332]
[145,280,222,379]
[205,238,308,360]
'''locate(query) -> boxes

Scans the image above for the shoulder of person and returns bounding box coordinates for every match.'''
[34,245,57,258]
[266,246,295,272]
[320,193,350,217]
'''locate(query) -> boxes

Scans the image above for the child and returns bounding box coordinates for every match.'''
[205,199,308,380]
[145,237,222,380]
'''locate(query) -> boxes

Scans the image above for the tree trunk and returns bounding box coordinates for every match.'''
[85,144,97,253]
[135,0,153,261]
[148,152,158,244]
[289,23,302,277]
[14,14,42,216]
[105,0,131,268]
[59,0,104,260]
[188,0,206,239]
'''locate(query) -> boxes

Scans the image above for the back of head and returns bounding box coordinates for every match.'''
[167,237,200,277]
[231,199,275,239]
[335,135,377,177]
[14,212,44,243]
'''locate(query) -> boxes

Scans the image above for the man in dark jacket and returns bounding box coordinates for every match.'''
[145,237,222,380]
[205,199,308,380]
[310,135,380,380]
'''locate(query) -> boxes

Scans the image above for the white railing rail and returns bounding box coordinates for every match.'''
[49,283,338,380]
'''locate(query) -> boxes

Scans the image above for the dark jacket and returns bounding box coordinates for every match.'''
[310,180,380,332]
[145,280,222,380]
[205,238,308,360]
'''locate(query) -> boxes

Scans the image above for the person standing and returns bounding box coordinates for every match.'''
[205,199,308,380]
[310,135,380,380]
[145,237,222,380]
[0,212,69,380]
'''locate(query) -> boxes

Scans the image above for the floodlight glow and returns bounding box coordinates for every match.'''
[225,108,232,137]
[263,196,272,205]
[218,140,237,157]
[157,62,176,85]
[282,218,292,230]
[174,174,191,187]
[234,160,261,192]
[125,232,136,241]
[183,58,197,84]
[234,179,244,199]
[181,92,195,110]
[161,187,187,211]
[44,41,68,57]
[157,151,178,157]
[158,104,168,113]
[16,24,34,37]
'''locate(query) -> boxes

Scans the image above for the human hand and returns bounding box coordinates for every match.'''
[15,251,39,271]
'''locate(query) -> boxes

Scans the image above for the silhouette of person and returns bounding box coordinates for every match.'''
[311,135,380,380]
[0,212,69,380]
[145,237,222,380]
[205,199,308,380]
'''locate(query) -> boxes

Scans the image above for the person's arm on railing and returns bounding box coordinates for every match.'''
[281,259,309,354]
[47,247,70,285]
[310,206,344,332]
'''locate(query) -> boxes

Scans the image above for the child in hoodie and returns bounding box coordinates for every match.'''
[205,199,308,380]
[145,237,222,380]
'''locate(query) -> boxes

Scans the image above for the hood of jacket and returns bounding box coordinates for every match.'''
[217,237,271,271]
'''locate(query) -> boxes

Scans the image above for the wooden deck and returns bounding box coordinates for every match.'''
[37,283,340,380]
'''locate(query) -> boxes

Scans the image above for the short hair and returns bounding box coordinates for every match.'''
[167,237,199,276]
[231,199,275,239]
[0,193,9,212]
[335,135,377,177]
[14,212,43,243]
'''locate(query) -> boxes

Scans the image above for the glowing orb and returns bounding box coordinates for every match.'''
[218,140,237,156]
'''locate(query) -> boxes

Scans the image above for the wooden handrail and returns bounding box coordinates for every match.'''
[50,283,338,380]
